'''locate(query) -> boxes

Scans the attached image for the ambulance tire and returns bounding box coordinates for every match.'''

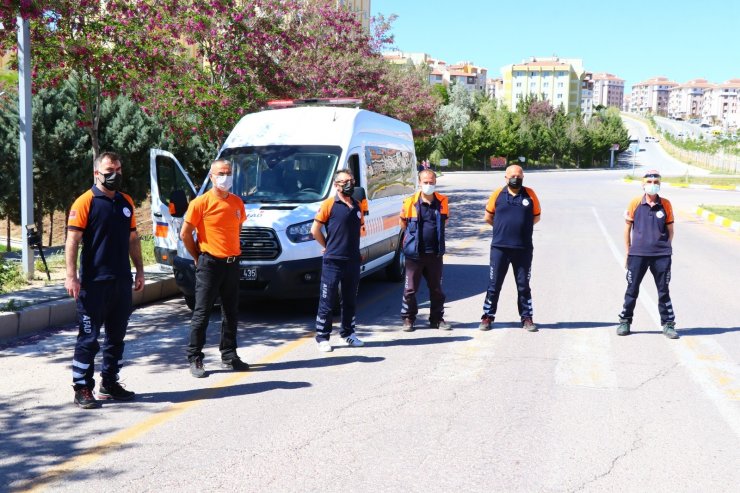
[385,238,405,282]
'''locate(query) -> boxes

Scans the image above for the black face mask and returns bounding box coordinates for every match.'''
[508,177,523,189]
[100,171,122,192]
[341,181,355,196]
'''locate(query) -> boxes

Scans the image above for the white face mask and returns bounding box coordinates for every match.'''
[421,184,436,195]
[644,183,660,195]
[214,174,233,191]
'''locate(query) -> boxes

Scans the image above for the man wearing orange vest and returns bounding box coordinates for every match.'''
[399,169,451,331]
[181,159,250,377]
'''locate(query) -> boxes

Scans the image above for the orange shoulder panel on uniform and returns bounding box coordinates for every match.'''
[67,190,94,231]
[662,197,674,224]
[314,197,334,224]
[485,188,502,214]
[121,192,137,230]
[524,187,541,216]
[625,196,642,222]
[436,192,449,216]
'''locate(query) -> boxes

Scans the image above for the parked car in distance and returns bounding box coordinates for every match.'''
[700,123,711,128]
[689,118,701,124]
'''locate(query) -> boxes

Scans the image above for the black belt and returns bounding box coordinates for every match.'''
[203,252,238,263]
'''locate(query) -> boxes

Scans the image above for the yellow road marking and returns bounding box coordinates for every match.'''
[21,335,312,492]
[21,282,403,492]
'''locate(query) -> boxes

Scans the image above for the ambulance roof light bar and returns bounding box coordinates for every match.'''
[266,97,363,109]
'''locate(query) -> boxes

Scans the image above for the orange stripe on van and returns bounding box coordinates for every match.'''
[382,213,399,230]
[155,222,169,238]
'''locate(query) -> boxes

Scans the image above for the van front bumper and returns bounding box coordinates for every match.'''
[238,256,323,299]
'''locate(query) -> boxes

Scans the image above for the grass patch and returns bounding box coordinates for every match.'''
[0,257,29,294]
[663,176,740,186]
[140,235,156,266]
[699,205,740,222]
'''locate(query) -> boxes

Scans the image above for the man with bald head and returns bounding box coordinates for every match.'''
[617,169,678,339]
[479,164,541,332]
[181,159,250,377]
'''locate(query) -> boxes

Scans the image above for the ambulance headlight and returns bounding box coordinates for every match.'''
[286,220,314,243]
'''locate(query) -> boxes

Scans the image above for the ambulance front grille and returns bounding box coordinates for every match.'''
[239,227,281,261]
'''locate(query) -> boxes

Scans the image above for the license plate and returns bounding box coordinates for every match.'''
[242,267,257,281]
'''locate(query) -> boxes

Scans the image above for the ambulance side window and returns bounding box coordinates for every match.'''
[347,154,361,186]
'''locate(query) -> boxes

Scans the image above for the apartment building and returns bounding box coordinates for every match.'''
[701,79,740,128]
[581,72,594,119]
[667,78,713,120]
[486,77,503,100]
[622,93,631,112]
[447,61,487,92]
[336,0,371,30]
[499,57,585,114]
[629,76,677,115]
[592,72,624,109]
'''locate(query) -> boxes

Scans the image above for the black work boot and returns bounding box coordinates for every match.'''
[662,322,679,339]
[617,319,631,336]
[74,385,100,409]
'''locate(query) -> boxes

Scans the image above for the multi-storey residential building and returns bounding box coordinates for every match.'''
[622,94,631,112]
[701,79,740,128]
[336,0,371,30]
[486,78,503,100]
[592,72,624,109]
[447,61,487,92]
[629,76,677,115]
[581,72,594,119]
[667,78,713,120]
[499,57,585,114]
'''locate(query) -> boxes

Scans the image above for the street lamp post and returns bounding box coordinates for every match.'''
[17,16,35,279]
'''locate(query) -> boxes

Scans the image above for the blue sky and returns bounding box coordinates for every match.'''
[371,0,740,89]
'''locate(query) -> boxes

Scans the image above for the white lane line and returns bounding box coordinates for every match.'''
[592,207,740,439]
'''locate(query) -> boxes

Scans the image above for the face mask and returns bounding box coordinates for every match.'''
[214,174,233,191]
[341,181,355,196]
[100,172,122,192]
[508,177,523,189]
[644,183,660,195]
[421,184,436,195]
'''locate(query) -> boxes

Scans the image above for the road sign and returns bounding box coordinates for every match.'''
[439,158,449,167]
[611,144,620,151]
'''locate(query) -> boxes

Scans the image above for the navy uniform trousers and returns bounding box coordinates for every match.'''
[72,277,132,388]
[482,246,533,321]
[619,254,675,324]
[315,258,360,342]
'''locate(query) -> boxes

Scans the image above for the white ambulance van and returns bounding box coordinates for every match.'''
[150,99,416,308]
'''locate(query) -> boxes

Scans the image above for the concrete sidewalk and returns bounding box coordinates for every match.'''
[0,266,180,343]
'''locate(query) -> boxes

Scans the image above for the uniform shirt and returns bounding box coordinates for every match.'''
[486,186,541,249]
[67,186,137,283]
[419,198,442,253]
[315,195,365,261]
[185,189,245,258]
[626,194,674,256]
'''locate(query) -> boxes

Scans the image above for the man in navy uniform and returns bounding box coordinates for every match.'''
[617,169,678,339]
[311,169,366,352]
[479,164,541,332]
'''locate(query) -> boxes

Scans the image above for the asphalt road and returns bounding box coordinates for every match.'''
[2,169,739,492]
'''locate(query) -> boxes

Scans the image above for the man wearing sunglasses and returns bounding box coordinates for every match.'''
[617,169,678,339]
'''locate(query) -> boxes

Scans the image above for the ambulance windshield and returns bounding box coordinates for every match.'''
[219,145,341,203]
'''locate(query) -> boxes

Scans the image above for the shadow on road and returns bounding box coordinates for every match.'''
[363,335,472,347]
[135,380,312,403]
[246,355,384,372]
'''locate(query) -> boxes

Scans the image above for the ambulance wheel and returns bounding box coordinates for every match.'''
[385,241,405,282]
[184,295,195,311]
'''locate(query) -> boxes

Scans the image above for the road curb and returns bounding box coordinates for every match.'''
[621,178,740,192]
[0,274,180,343]
[695,207,740,233]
